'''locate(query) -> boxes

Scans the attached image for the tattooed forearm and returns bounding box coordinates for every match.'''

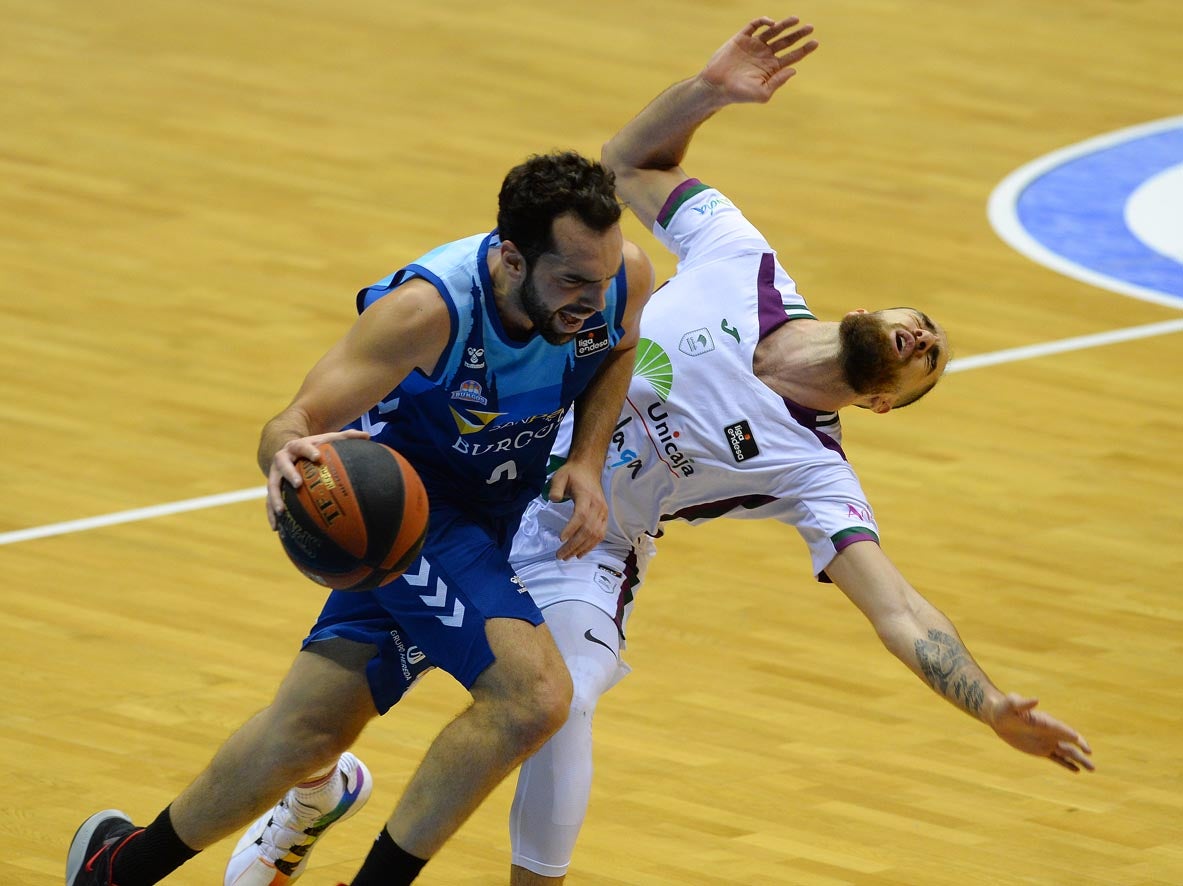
[914,629,986,715]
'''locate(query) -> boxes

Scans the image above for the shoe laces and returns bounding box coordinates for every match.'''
[256,796,324,862]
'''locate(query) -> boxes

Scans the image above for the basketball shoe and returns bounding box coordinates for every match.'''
[225,753,373,886]
[66,809,142,886]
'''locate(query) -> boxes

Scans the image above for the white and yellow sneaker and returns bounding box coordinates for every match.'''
[225,753,372,886]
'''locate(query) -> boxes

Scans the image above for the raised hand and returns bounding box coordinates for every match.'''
[701,16,820,104]
[989,694,1095,773]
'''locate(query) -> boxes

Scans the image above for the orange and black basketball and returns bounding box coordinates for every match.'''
[276,438,429,591]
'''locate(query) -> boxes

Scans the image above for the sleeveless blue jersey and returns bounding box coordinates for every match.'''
[349,231,630,518]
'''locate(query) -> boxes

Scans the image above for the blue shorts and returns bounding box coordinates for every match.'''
[302,500,543,714]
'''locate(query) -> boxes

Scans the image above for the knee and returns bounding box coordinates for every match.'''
[565,656,612,726]
[522,665,574,747]
[252,702,359,779]
[477,620,577,752]
[490,665,573,754]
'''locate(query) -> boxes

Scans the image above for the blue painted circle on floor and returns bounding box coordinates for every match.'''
[990,118,1183,306]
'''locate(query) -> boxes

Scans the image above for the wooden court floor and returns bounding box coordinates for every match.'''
[2,1,1181,883]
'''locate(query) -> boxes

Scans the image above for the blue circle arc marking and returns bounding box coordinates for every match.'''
[989,117,1183,309]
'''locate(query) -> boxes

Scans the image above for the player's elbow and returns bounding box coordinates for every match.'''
[600,137,625,176]
[871,607,925,662]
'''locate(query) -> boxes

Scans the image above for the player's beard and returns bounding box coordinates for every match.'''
[839,312,902,394]
[519,269,579,346]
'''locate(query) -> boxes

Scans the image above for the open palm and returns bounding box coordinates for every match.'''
[701,16,820,103]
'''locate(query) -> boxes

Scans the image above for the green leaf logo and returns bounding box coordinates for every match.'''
[634,338,673,400]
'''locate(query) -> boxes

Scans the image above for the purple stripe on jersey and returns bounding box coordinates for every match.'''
[754,251,846,459]
[817,528,879,584]
[782,397,848,461]
[656,178,709,229]
[615,548,640,636]
[831,526,880,549]
[661,494,777,523]
[757,252,791,339]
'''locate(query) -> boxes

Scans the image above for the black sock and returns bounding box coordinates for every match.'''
[350,827,427,886]
[110,805,199,886]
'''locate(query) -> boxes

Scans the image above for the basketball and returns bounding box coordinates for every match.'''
[276,438,429,591]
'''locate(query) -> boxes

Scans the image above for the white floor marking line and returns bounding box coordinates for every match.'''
[0,487,266,546]
[944,317,1183,373]
[2,316,1181,547]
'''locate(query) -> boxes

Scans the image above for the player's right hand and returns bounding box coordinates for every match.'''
[988,693,1095,773]
[701,16,819,105]
[266,429,370,529]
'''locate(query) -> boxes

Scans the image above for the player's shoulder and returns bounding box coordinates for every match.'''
[353,277,452,375]
[659,180,737,224]
[621,238,655,297]
[360,277,453,344]
[661,183,771,256]
[371,275,450,312]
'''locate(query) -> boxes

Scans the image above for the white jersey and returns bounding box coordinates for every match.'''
[511,181,880,627]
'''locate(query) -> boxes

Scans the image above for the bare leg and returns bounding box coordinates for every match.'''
[170,638,378,849]
[384,618,573,859]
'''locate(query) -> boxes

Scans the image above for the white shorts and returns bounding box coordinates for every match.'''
[510,497,657,643]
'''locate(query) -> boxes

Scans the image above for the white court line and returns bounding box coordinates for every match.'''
[945,317,1183,373]
[2,316,1182,548]
[0,487,267,546]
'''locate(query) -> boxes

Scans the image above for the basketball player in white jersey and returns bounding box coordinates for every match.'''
[219,16,1094,886]
[502,16,1094,884]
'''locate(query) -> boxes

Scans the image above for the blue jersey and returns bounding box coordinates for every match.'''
[350,230,630,518]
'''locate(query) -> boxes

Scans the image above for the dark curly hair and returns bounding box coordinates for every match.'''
[497,151,621,265]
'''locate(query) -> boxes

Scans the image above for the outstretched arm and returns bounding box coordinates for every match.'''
[824,541,1095,773]
[602,16,818,230]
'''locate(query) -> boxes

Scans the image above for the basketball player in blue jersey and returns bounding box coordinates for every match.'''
[67,151,654,886]
[193,19,1094,886]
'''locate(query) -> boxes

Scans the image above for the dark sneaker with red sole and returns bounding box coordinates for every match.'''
[66,809,142,886]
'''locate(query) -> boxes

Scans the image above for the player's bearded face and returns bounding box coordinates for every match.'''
[520,267,580,346]
[840,311,902,394]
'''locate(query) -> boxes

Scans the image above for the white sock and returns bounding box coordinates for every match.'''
[291,760,344,815]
